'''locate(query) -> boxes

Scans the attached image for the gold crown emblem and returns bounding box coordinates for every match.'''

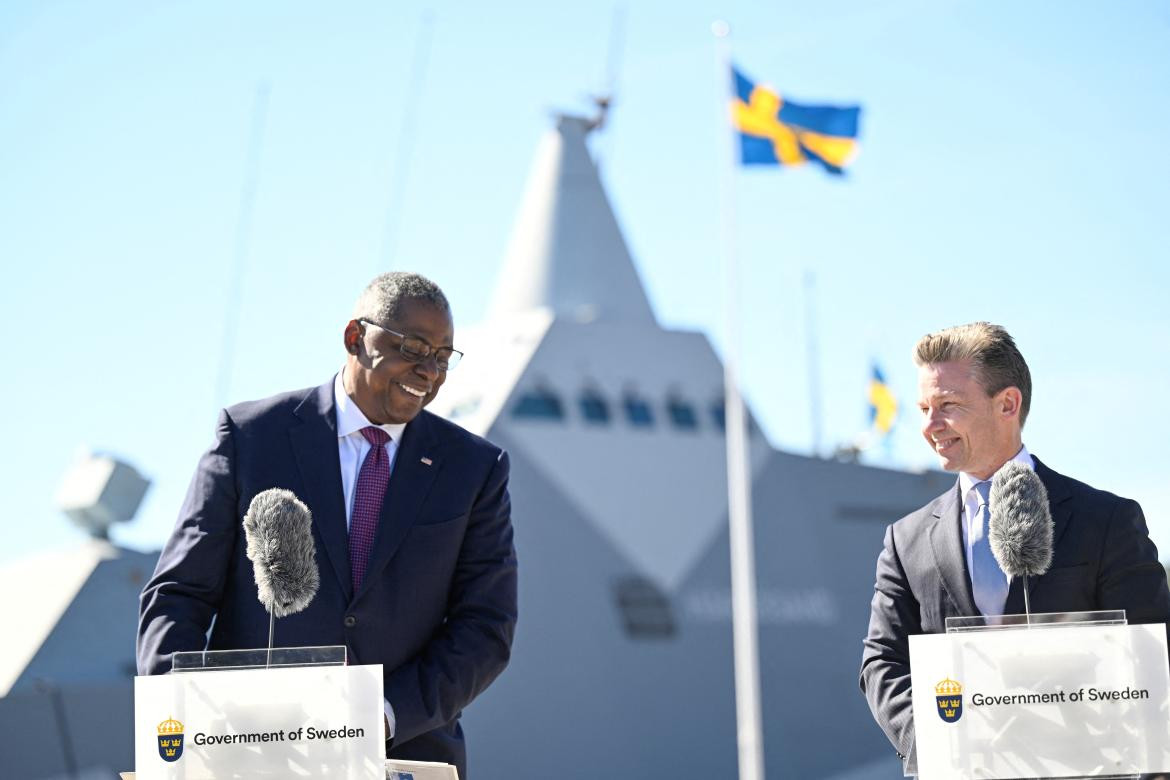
[158,716,184,735]
[935,677,962,696]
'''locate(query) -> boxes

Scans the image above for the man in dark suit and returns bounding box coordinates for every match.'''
[138,272,517,778]
[860,321,1170,772]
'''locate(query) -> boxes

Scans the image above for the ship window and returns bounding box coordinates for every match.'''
[613,576,676,639]
[708,400,760,438]
[710,399,725,431]
[579,391,610,424]
[448,397,481,419]
[623,395,654,427]
[512,389,564,420]
[667,398,698,430]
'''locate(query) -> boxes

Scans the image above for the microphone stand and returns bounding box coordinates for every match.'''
[264,612,272,668]
[1022,573,1032,627]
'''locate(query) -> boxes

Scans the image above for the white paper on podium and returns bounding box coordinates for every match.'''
[910,623,1170,779]
[134,664,384,779]
[386,758,460,779]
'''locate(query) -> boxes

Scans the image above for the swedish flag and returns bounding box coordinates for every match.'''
[869,364,897,436]
[731,66,861,174]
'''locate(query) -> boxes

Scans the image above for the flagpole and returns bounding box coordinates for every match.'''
[805,269,824,457]
[713,21,765,780]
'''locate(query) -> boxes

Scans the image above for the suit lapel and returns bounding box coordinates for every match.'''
[929,482,979,616]
[1002,455,1072,614]
[290,380,353,600]
[1033,456,1073,551]
[1015,458,1071,608]
[354,411,443,601]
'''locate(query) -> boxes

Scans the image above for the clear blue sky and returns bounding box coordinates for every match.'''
[2,0,1168,563]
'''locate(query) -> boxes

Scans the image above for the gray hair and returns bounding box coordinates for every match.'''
[353,272,450,324]
[914,321,1032,426]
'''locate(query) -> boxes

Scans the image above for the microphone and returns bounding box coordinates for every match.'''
[243,489,319,664]
[988,461,1053,618]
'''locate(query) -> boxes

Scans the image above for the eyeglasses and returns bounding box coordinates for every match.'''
[359,319,463,370]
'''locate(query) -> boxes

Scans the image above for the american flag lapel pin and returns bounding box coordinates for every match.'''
[420,457,433,466]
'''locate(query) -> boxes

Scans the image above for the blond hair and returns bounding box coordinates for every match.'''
[914,322,1032,426]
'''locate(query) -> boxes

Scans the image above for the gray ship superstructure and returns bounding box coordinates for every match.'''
[430,113,953,779]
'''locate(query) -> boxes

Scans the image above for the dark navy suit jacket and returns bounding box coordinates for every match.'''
[138,379,518,778]
[859,457,1170,772]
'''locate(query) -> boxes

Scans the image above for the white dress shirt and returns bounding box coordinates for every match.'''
[333,369,406,739]
[958,444,1034,604]
[334,370,406,529]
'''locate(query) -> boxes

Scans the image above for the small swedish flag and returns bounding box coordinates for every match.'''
[869,364,897,436]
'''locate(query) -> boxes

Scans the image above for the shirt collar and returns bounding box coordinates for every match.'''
[333,369,407,442]
[959,444,1034,496]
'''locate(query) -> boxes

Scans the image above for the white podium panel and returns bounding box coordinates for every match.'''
[134,664,385,779]
[910,624,1170,779]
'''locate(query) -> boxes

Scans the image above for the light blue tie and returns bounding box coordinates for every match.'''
[970,480,1009,616]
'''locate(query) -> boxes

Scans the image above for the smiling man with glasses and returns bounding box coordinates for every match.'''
[139,272,517,779]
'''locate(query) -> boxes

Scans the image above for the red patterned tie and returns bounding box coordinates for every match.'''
[349,426,390,591]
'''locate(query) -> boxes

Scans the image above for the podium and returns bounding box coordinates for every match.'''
[121,759,458,779]
[129,647,459,779]
[909,610,1170,779]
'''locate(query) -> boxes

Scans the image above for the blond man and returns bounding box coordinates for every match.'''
[859,322,1170,772]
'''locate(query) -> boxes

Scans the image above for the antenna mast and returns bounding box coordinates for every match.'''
[588,5,627,137]
[378,11,435,272]
[215,82,270,410]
